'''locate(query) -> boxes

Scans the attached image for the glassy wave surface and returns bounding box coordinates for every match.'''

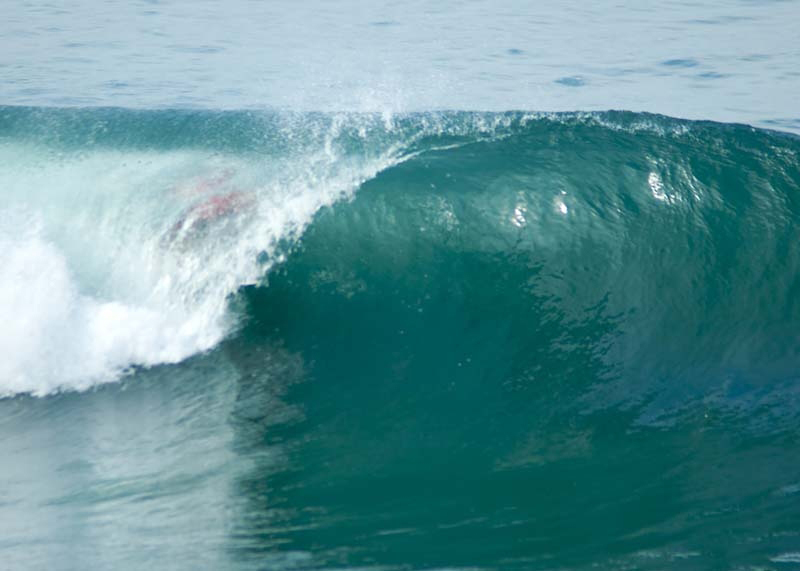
[1,106,799,570]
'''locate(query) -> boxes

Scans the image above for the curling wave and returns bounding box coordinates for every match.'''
[1,106,798,403]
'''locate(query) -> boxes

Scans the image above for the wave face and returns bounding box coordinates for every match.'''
[246,113,800,423]
[2,107,800,569]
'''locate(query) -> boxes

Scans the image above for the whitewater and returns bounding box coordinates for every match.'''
[0,109,416,394]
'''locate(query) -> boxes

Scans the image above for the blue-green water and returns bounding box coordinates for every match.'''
[2,107,799,570]
[2,2,800,570]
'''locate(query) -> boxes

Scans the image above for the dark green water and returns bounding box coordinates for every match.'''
[1,108,800,570]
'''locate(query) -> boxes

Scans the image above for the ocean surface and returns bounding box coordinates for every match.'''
[2,2,800,571]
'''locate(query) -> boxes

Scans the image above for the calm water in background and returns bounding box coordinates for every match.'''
[2,0,799,131]
[2,2,800,571]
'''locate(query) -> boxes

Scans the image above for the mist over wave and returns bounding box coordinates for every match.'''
[0,108,416,394]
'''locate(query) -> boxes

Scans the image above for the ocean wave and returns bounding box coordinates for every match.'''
[1,107,798,399]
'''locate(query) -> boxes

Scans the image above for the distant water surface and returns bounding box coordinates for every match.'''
[2,0,799,131]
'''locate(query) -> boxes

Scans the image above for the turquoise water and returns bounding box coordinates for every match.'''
[2,3,800,571]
